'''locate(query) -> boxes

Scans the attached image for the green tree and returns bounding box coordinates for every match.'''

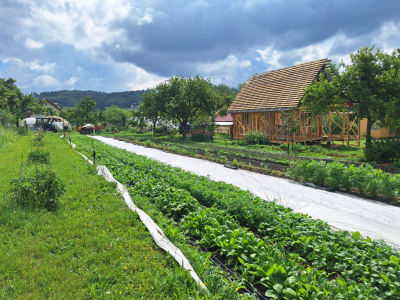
[142,75,219,137]
[138,89,163,135]
[302,46,400,149]
[0,78,45,126]
[75,96,98,125]
[103,105,131,127]
[59,107,79,128]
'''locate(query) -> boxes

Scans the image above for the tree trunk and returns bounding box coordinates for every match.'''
[365,117,373,150]
[153,120,156,135]
[15,118,20,127]
[182,120,188,138]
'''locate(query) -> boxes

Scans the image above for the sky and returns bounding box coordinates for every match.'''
[1,0,400,94]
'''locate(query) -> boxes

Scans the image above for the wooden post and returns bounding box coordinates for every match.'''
[347,112,350,146]
[342,112,345,146]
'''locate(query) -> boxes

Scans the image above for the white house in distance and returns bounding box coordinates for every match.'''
[24,99,63,118]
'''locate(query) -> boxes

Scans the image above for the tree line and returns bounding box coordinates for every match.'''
[32,90,145,110]
[0,76,239,134]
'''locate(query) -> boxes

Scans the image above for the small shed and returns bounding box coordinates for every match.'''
[214,113,233,135]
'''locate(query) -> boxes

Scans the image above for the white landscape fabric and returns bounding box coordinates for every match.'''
[92,136,400,248]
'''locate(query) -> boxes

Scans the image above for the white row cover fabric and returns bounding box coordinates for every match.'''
[65,138,207,290]
[92,136,400,249]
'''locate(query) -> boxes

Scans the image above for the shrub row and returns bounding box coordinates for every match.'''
[287,159,400,200]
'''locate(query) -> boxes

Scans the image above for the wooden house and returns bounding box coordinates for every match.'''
[228,59,360,146]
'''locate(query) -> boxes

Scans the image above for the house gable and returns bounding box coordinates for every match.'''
[229,58,329,113]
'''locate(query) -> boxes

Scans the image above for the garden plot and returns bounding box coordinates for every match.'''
[92,136,400,248]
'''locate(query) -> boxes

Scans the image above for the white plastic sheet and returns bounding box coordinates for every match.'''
[65,138,207,289]
[92,136,400,248]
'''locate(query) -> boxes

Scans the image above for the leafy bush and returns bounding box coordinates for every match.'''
[34,132,46,146]
[288,159,400,200]
[191,130,213,141]
[155,126,166,134]
[10,169,66,211]
[144,139,154,147]
[364,137,400,162]
[27,149,51,164]
[394,159,400,168]
[244,130,269,145]
[15,127,28,135]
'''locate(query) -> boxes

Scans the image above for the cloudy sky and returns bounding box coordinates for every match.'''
[1,0,400,94]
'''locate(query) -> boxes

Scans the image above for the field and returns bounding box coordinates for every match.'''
[1,129,400,299]
[0,130,245,299]
[73,134,400,299]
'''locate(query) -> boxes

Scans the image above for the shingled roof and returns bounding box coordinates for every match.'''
[229,58,329,113]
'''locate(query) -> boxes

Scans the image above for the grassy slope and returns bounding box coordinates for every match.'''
[0,132,203,299]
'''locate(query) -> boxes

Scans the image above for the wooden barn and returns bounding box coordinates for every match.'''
[228,58,360,146]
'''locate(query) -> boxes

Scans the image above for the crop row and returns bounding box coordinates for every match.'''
[128,138,399,202]
[287,160,400,201]
[74,136,400,299]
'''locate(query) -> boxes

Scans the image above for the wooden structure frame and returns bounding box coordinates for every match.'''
[323,110,360,146]
[232,110,323,144]
[228,58,360,146]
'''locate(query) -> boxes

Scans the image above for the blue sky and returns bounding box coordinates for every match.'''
[1,0,400,94]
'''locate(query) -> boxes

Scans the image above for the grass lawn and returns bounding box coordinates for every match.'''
[0,130,214,299]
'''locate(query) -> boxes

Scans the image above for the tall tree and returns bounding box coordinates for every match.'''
[103,105,131,127]
[302,46,400,149]
[158,75,219,137]
[0,78,45,126]
[75,96,98,124]
[138,89,163,135]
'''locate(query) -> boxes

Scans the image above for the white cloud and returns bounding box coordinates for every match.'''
[196,55,251,82]
[32,75,61,87]
[25,38,44,49]
[1,57,56,73]
[29,62,56,73]
[256,47,282,69]
[65,76,79,85]
[372,21,400,54]
[138,13,153,25]
[118,62,168,90]
[17,1,160,51]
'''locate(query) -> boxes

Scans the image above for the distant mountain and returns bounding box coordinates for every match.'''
[32,90,146,110]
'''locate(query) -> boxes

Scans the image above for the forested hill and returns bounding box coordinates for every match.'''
[32,90,145,110]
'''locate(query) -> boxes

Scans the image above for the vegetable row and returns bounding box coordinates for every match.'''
[288,160,400,201]
[74,136,400,299]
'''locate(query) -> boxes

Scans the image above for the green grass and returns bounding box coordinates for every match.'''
[0,131,216,299]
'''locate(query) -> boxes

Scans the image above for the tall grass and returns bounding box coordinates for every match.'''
[0,126,17,148]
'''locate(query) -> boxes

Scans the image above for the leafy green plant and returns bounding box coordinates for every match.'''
[288,159,400,200]
[244,130,269,145]
[364,137,400,162]
[144,139,153,147]
[15,127,28,136]
[27,149,51,165]
[10,169,66,211]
